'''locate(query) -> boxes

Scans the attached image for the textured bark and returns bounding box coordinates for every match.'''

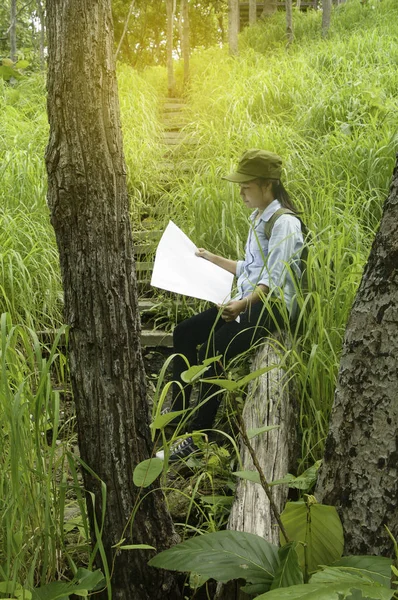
[249,0,257,25]
[10,0,17,61]
[228,0,239,56]
[166,0,176,96]
[216,339,298,600]
[322,0,332,37]
[45,1,181,598]
[316,156,398,556]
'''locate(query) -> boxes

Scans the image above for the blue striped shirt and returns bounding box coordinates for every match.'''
[235,199,303,314]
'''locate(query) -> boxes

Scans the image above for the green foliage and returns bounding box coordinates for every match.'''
[280,497,344,577]
[149,530,280,592]
[133,457,164,488]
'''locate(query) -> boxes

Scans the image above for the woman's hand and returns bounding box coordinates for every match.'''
[218,299,246,322]
[195,248,214,262]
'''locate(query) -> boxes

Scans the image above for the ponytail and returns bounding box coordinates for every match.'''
[253,177,301,215]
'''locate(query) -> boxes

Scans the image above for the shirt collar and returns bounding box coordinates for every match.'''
[250,199,282,223]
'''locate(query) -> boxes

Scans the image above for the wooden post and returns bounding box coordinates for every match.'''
[215,338,298,600]
[249,0,257,24]
[228,0,239,55]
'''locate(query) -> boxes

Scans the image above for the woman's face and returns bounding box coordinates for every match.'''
[239,181,273,210]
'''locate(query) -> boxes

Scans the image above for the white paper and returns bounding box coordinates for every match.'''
[150,221,234,305]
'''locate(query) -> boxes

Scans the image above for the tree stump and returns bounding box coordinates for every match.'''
[215,336,298,600]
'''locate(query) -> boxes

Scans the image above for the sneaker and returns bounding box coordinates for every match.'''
[156,436,199,463]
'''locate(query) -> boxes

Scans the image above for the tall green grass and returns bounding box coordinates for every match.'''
[2,0,398,586]
[0,314,91,589]
[153,0,398,463]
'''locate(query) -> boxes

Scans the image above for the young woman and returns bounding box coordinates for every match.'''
[157,149,304,462]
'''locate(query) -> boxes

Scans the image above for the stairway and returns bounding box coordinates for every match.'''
[137,96,195,350]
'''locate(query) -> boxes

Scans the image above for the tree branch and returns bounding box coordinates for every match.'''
[115,0,136,60]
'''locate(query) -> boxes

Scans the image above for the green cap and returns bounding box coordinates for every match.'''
[223,149,283,183]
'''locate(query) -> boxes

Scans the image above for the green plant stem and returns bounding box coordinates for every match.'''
[231,395,290,544]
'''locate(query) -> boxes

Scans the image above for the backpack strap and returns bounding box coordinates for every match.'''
[263,207,297,240]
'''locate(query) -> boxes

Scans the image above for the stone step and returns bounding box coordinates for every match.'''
[141,329,173,348]
[163,103,186,112]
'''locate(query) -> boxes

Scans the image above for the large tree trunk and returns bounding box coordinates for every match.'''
[166,0,176,96]
[10,0,17,62]
[45,1,181,599]
[316,156,398,556]
[228,0,239,55]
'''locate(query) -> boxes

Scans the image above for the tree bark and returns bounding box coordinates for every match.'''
[181,0,190,87]
[228,0,239,56]
[166,0,176,96]
[316,156,398,557]
[215,339,299,600]
[322,0,332,37]
[10,0,17,62]
[285,0,293,45]
[249,0,257,25]
[45,1,181,598]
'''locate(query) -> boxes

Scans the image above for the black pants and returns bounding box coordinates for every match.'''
[172,301,285,431]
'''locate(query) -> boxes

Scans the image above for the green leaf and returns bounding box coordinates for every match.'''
[0,65,20,81]
[280,500,344,574]
[151,409,185,430]
[0,583,32,599]
[233,470,261,484]
[148,530,279,589]
[255,580,394,600]
[31,569,104,600]
[200,377,239,391]
[271,542,304,589]
[271,461,321,491]
[133,458,163,488]
[333,556,393,588]
[247,425,280,439]
[181,356,221,383]
[119,544,156,550]
[15,60,29,69]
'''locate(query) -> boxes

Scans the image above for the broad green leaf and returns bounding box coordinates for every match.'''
[133,458,163,488]
[233,470,261,484]
[311,566,389,587]
[233,364,279,388]
[280,500,344,574]
[255,580,394,600]
[15,60,29,69]
[271,462,321,491]
[271,542,304,589]
[181,356,221,383]
[0,583,31,599]
[119,544,156,550]
[247,425,280,439]
[287,461,321,490]
[269,474,298,487]
[1,58,14,66]
[148,530,279,589]
[200,377,238,391]
[333,556,393,588]
[31,569,104,600]
[151,409,185,430]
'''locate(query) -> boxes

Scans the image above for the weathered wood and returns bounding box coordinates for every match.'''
[216,337,298,600]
